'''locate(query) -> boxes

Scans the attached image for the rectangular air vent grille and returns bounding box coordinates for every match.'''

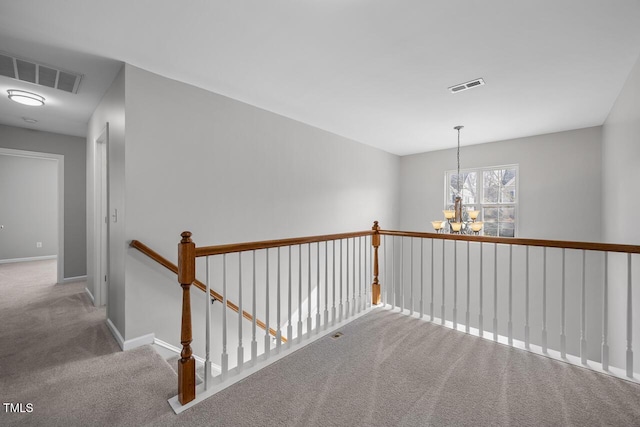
[448,78,485,94]
[0,52,82,94]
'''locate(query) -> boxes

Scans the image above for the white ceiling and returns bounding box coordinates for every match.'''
[1,1,639,155]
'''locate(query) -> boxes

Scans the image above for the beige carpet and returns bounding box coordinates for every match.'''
[3,260,640,426]
[0,260,176,427]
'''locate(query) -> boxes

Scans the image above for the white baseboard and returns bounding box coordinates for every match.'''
[106,318,155,351]
[0,255,57,264]
[84,287,95,304]
[64,275,87,283]
[106,318,125,350]
[153,338,211,367]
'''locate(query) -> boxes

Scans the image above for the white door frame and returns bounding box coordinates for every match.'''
[0,147,64,284]
[94,124,109,307]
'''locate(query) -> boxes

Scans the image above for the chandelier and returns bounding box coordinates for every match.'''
[431,126,483,235]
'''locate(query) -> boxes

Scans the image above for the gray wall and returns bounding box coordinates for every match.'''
[87,66,125,329]
[0,154,57,260]
[0,125,86,278]
[602,52,640,371]
[400,126,603,242]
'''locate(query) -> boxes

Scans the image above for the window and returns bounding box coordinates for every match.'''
[445,165,518,237]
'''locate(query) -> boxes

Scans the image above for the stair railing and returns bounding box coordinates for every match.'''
[174,222,380,410]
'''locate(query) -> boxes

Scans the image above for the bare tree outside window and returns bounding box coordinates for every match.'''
[445,166,518,237]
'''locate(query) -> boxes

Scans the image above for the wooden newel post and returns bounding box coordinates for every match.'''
[178,231,196,405]
[371,221,382,305]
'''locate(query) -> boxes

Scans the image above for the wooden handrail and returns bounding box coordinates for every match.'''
[380,230,640,254]
[194,230,374,257]
[129,239,285,343]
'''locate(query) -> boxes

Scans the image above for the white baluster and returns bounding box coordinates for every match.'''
[205,256,212,389]
[221,254,228,379]
[465,241,470,333]
[602,252,609,370]
[453,240,457,329]
[265,249,271,357]
[324,241,329,329]
[410,237,414,316]
[400,237,404,311]
[307,243,312,335]
[316,242,321,334]
[627,253,633,378]
[384,235,388,307]
[287,247,292,349]
[479,243,483,337]
[352,237,356,315]
[493,243,498,342]
[276,248,282,352]
[332,240,336,325]
[580,250,587,364]
[508,244,513,346]
[339,239,344,322]
[420,238,424,319]
[345,239,350,319]
[237,252,244,370]
[297,245,302,344]
[251,251,257,365]
[358,236,362,313]
[542,247,547,353]
[560,248,567,359]
[525,246,530,350]
[561,248,566,358]
[430,239,434,322]
[441,239,446,326]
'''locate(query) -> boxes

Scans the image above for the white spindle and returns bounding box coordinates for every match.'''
[332,240,336,325]
[384,235,388,307]
[420,238,424,319]
[352,237,356,315]
[297,245,302,344]
[542,247,547,353]
[251,251,257,365]
[525,246,530,349]
[358,236,362,313]
[400,237,404,311]
[221,254,228,378]
[508,244,513,346]
[441,239,445,326]
[265,249,271,357]
[316,242,321,334]
[430,239,434,322]
[205,256,212,388]
[453,240,457,329]
[493,243,498,342]
[237,253,244,369]
[561,248,566,358]
[580,250,587,364]
[410,237,414,316]
[324,241,329,329]
[465,241,470,333]
[287,247,292,349]
[345,239,350,319]
[479,243,483,337]
[602,252,609,370]
[307,243,312,335]
[276,248,282,352]
[340,239,344,322]
[627,253,633,378]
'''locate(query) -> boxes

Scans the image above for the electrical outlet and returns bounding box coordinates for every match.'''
[36,242,42,248]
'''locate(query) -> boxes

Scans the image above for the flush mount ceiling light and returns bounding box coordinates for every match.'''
[7,89,45,106]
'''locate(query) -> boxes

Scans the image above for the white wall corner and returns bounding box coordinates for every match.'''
[106,318,125,350]
[84,287,95,304]
[123,332,156,351]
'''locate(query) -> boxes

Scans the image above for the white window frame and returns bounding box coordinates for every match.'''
[444,164,519,237]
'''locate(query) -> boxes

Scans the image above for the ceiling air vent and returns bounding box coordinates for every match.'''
[448,78,485,94]
[0,52,83,94]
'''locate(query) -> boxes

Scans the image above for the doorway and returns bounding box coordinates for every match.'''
[0,147,64,284]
